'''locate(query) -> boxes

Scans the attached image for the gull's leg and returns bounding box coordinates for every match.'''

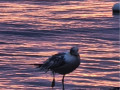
[51,72,55,88]
[62,75,65,90]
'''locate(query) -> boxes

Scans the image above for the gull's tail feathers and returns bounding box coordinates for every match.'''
[32,64,43,68]
[30,64,49,72]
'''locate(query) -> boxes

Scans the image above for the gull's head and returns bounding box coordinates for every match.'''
[70,47,79,56]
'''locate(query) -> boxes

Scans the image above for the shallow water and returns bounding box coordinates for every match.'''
[0,0,119,90]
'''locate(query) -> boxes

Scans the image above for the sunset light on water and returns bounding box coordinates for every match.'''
[0,0,119,90]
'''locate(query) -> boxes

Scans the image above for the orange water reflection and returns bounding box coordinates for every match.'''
[0,1,117,30]
[0,0,119,89]
[0,35,119,88]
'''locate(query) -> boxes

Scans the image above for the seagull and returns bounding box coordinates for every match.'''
[33,47,80,90]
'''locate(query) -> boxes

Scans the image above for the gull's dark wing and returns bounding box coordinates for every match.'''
[40,53,66,71]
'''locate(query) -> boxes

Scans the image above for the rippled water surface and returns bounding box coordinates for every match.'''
[0,0,119,90]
